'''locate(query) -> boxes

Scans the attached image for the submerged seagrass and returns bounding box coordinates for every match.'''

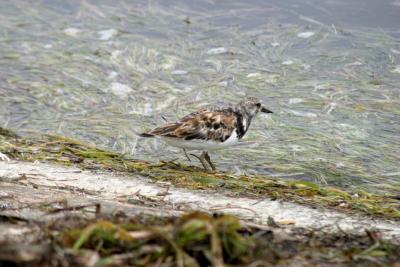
[0,1,399,194]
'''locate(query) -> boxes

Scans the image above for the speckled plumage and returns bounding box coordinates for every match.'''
[140,97,273,170]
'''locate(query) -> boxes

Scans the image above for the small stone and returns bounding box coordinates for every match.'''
[98,29,118,41]
[288,109,317,118]
[206,47,228,55]
[282,60,293,65]
[109,82,133,98]
[246,73,261,78]
[171,70,188,75]
[297,31,315,38]
[288,98,304,104]
[64,28,82,37]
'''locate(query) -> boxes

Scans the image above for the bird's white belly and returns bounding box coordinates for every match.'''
[160,131,239,151]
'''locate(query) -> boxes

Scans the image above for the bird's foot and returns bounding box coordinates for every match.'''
[183,149,191,162]
[204,152,216,171]
[198,151,217,172]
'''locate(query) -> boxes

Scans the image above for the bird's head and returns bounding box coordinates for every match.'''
[238,97,273,117]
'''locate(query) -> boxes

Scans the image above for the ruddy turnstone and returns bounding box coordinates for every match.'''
[140,97,273,171]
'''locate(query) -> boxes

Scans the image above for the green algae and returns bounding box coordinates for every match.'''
[1,127,399,220]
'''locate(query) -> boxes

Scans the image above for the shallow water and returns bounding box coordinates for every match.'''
[0,0,399,193]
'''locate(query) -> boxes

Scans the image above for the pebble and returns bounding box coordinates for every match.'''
[282,60,293,65]
[297,31,315,38]
[98,29,118,41]
[246,73,261,78]
[109,82,132,98]
[288,98,304,105]
[206,47,228,55]
[171,70,188,75]
[64,28,82,37]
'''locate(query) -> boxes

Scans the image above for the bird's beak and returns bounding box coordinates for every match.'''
[260,106,273,113]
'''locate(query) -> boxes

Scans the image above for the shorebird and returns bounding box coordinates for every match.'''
[140,97,273,171]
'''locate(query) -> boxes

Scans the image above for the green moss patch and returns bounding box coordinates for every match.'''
[1,127,399,220]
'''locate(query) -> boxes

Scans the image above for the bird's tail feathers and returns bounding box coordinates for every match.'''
[132,128,155,138]
[139,132,155,138]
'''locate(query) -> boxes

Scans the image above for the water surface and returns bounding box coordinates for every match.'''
[0,0,399,193]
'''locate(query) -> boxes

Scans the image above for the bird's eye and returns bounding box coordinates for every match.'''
[256,103,261,107]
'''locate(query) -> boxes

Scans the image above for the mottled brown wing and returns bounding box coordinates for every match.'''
[140,123,182,137]
[142,108,237,143]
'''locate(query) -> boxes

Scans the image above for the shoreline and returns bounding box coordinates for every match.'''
[1,127,400,265]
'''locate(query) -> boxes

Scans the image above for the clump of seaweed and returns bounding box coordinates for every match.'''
[59,212,249,266]
[1,127,399,220]
[1,210,399,266]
